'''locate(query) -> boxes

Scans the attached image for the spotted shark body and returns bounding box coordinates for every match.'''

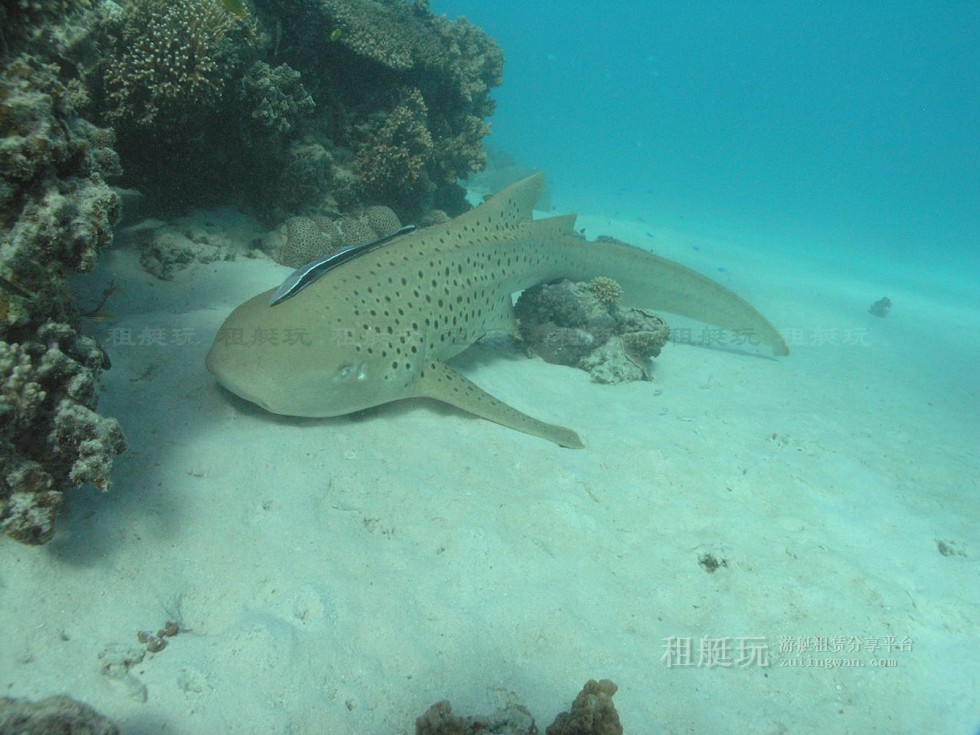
[206,174,787,447]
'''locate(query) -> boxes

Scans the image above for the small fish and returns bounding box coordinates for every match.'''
[0,275,36,300]
[270,225,416,306]
[80,280,120,318]
[330,28,343,42]
[220,0,247,18]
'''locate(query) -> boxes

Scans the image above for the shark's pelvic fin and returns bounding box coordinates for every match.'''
[410,359,585,449]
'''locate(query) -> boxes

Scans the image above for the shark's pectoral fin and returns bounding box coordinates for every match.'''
[411,360,584,449]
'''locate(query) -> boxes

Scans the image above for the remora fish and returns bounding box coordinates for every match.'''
[207,174,787,448]
[269,224,416,306]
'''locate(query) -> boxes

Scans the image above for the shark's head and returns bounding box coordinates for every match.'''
[206,287,423,417]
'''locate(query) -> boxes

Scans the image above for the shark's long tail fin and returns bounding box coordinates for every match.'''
[578,235,788,355]
[527,224,789,356]
[471,174,788,356]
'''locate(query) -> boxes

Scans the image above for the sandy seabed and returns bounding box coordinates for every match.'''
[1,205,977,734]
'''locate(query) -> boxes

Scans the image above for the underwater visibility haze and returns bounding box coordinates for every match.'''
[437,0,980,280]
[0,0,978,733]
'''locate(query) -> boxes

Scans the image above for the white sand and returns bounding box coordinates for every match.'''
[1,206,977,734]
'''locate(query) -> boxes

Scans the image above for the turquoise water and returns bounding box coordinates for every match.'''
[435,1,980,282]
[3,3,977,732]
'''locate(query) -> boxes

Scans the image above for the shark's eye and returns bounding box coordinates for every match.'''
[337,365,353,379]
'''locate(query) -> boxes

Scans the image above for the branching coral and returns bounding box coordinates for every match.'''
[102,0,256,127]
[588,276,624,307]
[357,87,434,204]
[239,61,315,139]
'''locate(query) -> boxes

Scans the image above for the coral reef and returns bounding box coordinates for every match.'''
[415,679,623,735]
[1,56,124,544]
[101,0,257,128]
[81,0,500,219]
[251,0,502,217]
[0,0,503,541]
[93,0,268,210]
[0,694,120,735]
[589,276,624,307]
[0,0,90,55]
[5,0,502,217]
[239,61,315,141]
[515,279,670,384]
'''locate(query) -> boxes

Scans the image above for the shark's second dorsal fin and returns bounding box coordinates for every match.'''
[517,213,578,239]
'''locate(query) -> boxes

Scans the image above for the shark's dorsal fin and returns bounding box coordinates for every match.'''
[424,174,547,252]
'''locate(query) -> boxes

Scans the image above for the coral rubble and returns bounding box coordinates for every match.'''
[415,679,623,735]
[0,694,120,735]
[515,278,670,384]
[546,679,623,735]
[415,700,536,735]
